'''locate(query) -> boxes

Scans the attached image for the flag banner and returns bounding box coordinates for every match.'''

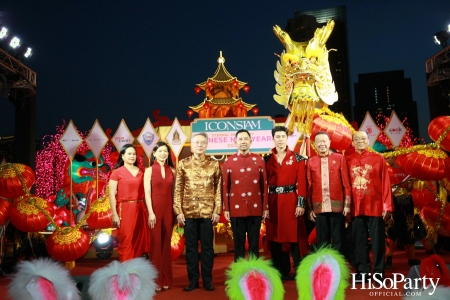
[137,118,160,158]
[59,120,83,160]
[359,112,381,148]
[85,119,108,159]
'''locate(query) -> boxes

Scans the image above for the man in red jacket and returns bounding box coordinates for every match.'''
[223,129,269,262]
[346,131,393,282]
[307,132,351,255]
[265,125,308,280]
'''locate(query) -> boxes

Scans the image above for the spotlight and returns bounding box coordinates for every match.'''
[434,25,450,49]
[15,44,33,60]
[94,232,113,260]
[0,27,7,39]
[9,37,20,49]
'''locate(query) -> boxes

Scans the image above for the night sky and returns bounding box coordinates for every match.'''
[1,0,449,141]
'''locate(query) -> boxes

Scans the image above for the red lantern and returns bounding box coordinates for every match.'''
[187,109,194,119]
[194,86,201,96]
[0,163,35,199]
[252,107,259,116]
[421,201,450,237]
[206,81,213,88]
[238,103,244,109]
[171,231,185,260]
[10,195,54,232]
[233,80,238,87]
[47,228,90,262]
[311,114,353,151]
[428,116,450,152]
[243,85,250,94]
[411,181,437,208]
[203,102,210,109]
[86,198,112,229]
[0,199,11,226]
[397,149,450,181]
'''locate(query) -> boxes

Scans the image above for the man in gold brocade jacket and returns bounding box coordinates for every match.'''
[174,132,222,292]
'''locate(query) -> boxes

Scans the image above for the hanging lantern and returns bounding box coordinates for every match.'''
[187,109,194,119]
[243,85,250,94]
[206,81,213,88]
[47,228,90,262]
[10,195,54,232]
[194,86,201,96]
[238,103,244,109]
[171,231,185,260]
[397,149,450,181]
[0,198,11,226]
[428,116,450,152]
[203,102,210,109]
[311,114,352,151]
[411,181,437,208]
[421,201,450,237]
[0,163,35,199]
[252,107,259,116]
[86,197,112,229]
[232,80,238,87]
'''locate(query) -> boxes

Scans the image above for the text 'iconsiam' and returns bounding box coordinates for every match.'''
[273,20,337,135]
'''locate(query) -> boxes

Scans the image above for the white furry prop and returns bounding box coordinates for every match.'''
[88,257,158,300]
[8,258,81,300]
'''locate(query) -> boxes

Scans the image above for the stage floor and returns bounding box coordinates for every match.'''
[0,247,448,299]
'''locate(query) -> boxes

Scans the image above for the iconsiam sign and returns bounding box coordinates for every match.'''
[273,20,338,135]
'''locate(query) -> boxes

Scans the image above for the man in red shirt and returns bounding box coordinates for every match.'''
[265,125,308,280]
[223,129,269,262]
[346,131,393,282]
[307,132,351,254]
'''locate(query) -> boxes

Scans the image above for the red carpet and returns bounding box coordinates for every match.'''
[0,248,448,299]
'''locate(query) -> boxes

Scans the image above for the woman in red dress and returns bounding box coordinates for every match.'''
[109,144,149,262]
[144,142,175,291]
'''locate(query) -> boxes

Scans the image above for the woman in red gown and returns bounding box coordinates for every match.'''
[109,144,149,262]
[144,142,175,291]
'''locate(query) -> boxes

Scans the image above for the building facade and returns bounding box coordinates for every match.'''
[354,70,419,136]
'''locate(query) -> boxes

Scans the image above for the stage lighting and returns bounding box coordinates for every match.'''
[15,44,33,61]
[434,25,450,49]
[0,27,7,39]
[94,232,113,260]
[9,37,20,48]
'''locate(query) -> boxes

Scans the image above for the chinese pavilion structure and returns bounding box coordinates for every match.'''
[189,51,257,118]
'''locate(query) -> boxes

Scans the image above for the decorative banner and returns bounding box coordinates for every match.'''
[191,117,275,155]
[285,114,301,150]
[384,110,406,147]
[85,119,108,159]
[111,119,134,152]
[358,112,381,148]
[137,118,160,158]
[166,118,187,158]
[59,120,83,160]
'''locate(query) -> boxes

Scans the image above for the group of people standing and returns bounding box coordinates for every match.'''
[108,125,395,292]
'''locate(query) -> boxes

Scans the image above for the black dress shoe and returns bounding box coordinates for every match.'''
[204,281,215,291]
[184,282,199,291]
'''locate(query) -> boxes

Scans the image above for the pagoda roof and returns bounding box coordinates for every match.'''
[189,98,256,113]
[197,51,247,88]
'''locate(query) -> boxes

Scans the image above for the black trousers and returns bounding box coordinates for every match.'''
[270,242,301,277]
[352,216,385,275]
[315,212,345,254]
[184,218,214,284]
[231,216,262,262]
[387,196,415,245]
